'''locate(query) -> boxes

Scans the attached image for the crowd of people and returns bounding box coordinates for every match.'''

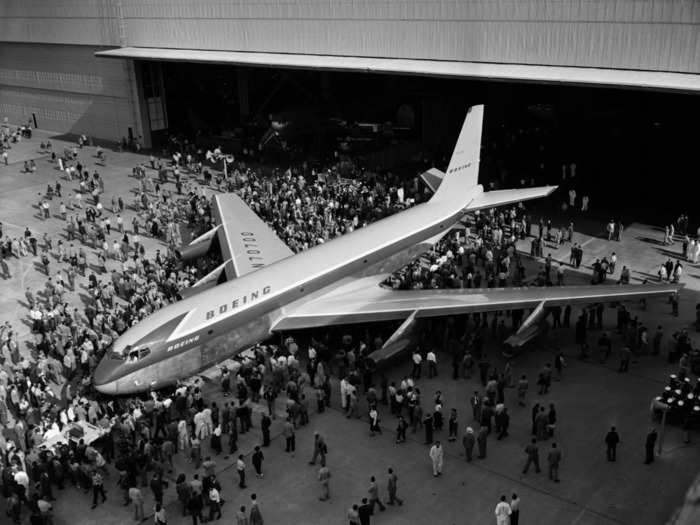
[0,127,463,525]
[0,122,698,525]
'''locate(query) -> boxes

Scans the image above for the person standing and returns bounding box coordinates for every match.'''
[448,408,458,442]
[605,426,620,461]
[471,391,482,421]
[154,503,167,525]
[347,504,361,525]
[463,426,476,462]
[510,493,520,525]
[547,443,562,482]
[358,499,372,525]
[236,506,249,525]
[237,455,247,488]
[517,375,528,406]
[619,346,631,372]
[188,493,204,525]
[494,495,512,525]
[411,350,422,380]
[386,468,403,506]
[644,428,658,464]
[252,446,264,478]
[91,470,107,509]
[369,406,381,437]
[424,412,434,444]
[477,425,488,459]
[283,417,295,453]
[261,413,271,447]
[429,441,444,476]
[129,485,145,522]
[395,416,408,444]
[522,438,541,474]
[427,349,438,377]
[318,465,331,501]
[208,485,222,521]
[249,494,263,525]
[368,476,386,513]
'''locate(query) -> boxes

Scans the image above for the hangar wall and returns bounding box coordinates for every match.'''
[1,0,698,141]
[0,43,136,141]
[114,0,700,73]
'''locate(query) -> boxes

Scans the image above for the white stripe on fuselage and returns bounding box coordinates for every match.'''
[165,187,482,343]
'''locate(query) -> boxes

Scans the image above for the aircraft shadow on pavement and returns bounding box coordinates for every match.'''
[636,236,665,246]
[655,247,684,259]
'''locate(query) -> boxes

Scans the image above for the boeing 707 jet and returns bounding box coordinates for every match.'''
[94,105,679,394]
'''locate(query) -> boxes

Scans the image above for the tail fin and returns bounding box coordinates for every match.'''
[432,104,484,202]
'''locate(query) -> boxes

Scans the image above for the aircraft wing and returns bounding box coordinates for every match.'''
[272,282,679,331]
[212,193,294,278]
[467,186,558,211]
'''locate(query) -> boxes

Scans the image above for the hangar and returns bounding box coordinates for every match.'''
[2,1,698,216]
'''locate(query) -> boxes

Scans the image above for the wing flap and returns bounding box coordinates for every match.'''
[273,283,679,331]
[212,193,294,278]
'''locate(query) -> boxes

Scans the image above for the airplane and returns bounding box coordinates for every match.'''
[94,105,679,394]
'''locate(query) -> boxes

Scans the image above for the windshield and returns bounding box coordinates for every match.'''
[127,346,151,363]
[111,344,151,362]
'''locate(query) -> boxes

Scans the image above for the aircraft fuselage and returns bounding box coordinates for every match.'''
[93,194,472,394]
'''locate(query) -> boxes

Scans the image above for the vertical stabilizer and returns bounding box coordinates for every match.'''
[432,105,484,202]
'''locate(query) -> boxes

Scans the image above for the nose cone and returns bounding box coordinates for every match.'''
[93,356,120,395]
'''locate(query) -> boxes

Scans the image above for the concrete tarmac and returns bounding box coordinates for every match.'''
[1,129,699,525]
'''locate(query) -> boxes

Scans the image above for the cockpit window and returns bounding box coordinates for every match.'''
[127,346,150,363]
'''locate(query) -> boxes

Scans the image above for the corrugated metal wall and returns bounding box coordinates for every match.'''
[0,0,121,46]
[0,0,697,140]
[123,0,697,73]
[0,43,133,140]
[1,0,698,72]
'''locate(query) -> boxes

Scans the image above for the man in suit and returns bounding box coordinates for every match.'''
[605,427,620,461]
[368,476,385,512]
[547,443,562,482]
[477,426,488,459]
[522,439,541,474]
[386,468,403,506]
[462,427,476,462]
[358,498,372,525]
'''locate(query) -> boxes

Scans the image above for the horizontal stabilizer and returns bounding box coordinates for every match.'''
[467,186,557,211]
[212,193,294,278]
[420,168,445,193]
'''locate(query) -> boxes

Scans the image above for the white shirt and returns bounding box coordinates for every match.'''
[427,351,437,363]
[412,353,422,365]
[495,501,512,524]
[14,470,29,489]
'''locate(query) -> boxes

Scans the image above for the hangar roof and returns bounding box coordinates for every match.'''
[96,47,700,93]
